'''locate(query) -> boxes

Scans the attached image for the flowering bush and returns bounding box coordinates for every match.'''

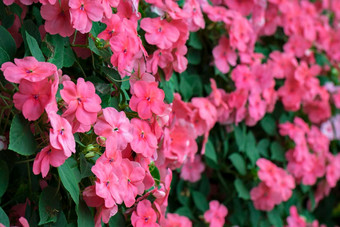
[0,0,340,226]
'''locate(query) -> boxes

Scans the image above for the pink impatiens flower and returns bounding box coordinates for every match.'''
[48,112,75,157]
[164,213,192,227]
[131,200,159,227]
[94,107,133,150]
[130,118,158,158]
[40,0,75,37]
[1,57,57,83]
[69,0,104,34]
[180,155,205,182]
[33,145,68,178]
[204,200,228,227]
[130,81,166,119]
[13,78,52,121]
[60,78,101,129]
[212,36,237,73]
[140,17,180,49]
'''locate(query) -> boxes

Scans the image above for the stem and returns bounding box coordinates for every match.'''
[217,171,229,192]
[75,60,87,78]
[27,162,32,195]
[15,158,35,164]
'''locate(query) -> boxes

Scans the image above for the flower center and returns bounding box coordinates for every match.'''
[26,69,33,74]
[33,94,39,100]
[146,97,151,102]
[59,128,64,135]
[106,181,110,187]
[144,216,150,223]
[158,27,162,32]
[77,97,82,104]
[140,131,145,139]
[114,127,119,132]
[80,4,84,11]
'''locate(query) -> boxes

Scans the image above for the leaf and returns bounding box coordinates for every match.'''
[234,179,250,200]
[0,207,9,227]
[229,153,246,175]
[175,207,194,220]
[192,191,209,212]
[270,141,286,162]
[51,212,68,227]
[179,72,193,101]
[80,153,93,179]
[315,52,330,66]
[160,77,174,103]
[9,114,37,156]
[257,139,270,158]
[39,187,61,225]
[176,180,189,206]
[48,35,65,69]
[9,4,23,18]
[25,31,44,61]
[88,38,111,59]
[188,32,202,50]
[58,157,80,206]
[0,160,9,197]
[76,200,94,227]
[149,162,160,185]
[187,48,201,65]
[249,203,260,226]
[90,22,107,37]
[245,132,260,166]
[267,207,283,227]
[0,47,10,66]
[205,139,218,165]
[109,213,125,226]
[260,115,276,136]
[234,124,246,151]
[63,45,75,67]
[0,25,16,59]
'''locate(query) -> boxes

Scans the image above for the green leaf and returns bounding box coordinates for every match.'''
[267,207,283,227]
[234,179,250,200]
[229,153,246,175]
[0,160,9,197]
[76,199,94,227]
[187,48,201,65]
[149,162,160,185]
[63,45,76,67]
[176,180,189,206]
[249,203,261,226]
[58,157,80,206]
[245,132,259,166]
[25,31,44,61]
[48,35,65,69]
[175,206,194,220]
[192,191,209,212]
[257,139,270,158]
[80,153,93,179]
[0,207,9,227]
[9,4,22,18]
[205,139,218,165]
[179,72,193,101]
[0,47,10,66]
[39,187,61,225]
[234,124,246,151]
[9,114,37,156]
[90,22,107,37]
[315,52,330,66]
[88,38,111,59]
[51,212,68,227]
[109,213,125,226]
[260,115,276,136]
[270,141,286,162]
[188,32,202,50]
[0,25,16,59]
[160,77,174,103]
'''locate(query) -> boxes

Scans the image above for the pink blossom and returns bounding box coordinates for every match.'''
[33,145,68,178]
[41,0,74,37]
[183,0,205,32]
[69,0,104,34]
[13,78,52,121]
[164,213,192,227]
[180,155,205,182]
[98,15,122,41]
[212,36,237,73]
[130,81,166,119]
[229,15,255,52]
[48,112,75,157]
[250,182,281,211]
[1,57,57,83]
[130,118,158,158]
[60,78,101,128]
[94,107,133,150]
[131,200,159,227]
[204,200,228,227]
[140,17,179,49]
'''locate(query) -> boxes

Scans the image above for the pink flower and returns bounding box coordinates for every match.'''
[130,81,166,119]
[92,161,122,208]
[69,0,104,34]
[180,155,205,182]
[229,15,255,52]
[33,145,68,178]
[131,200,159,227]
[61,78,101,127]
[164,213,192,227]
[1,57,57,83]
[130,118,158,158]
[48,112,75,157]
[13,78,52,121]
[140,17,179,49]
[98,15,122,41]
[213,36,237,73]
[183,0,205,32]
[94,107,132,150]
[204,200,228,227]
[250,182,281,211]
[41,0,75,37]
[119,159,145,207]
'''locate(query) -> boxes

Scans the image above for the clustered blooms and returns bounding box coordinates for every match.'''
[286,206,326,227]
[250,158,295,211]
[2,0,340,226]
